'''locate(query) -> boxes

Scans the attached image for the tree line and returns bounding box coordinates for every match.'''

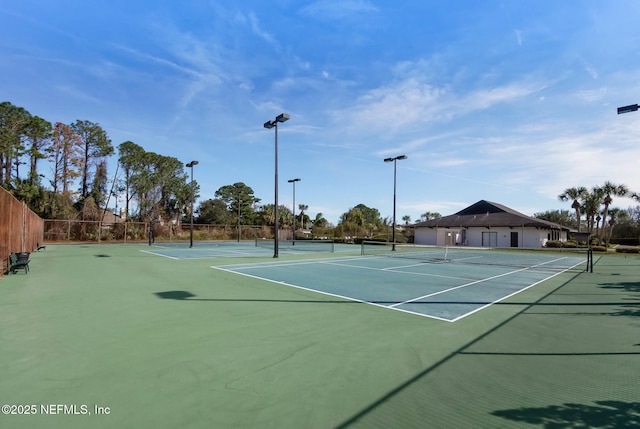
[3,100,640,244]
[550,183,639,245]
[0,101,391,238]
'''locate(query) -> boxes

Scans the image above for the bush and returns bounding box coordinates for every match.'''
[615,247,640,254]
[610,238,640,246]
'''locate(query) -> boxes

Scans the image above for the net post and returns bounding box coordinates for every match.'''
[575,232,593,273]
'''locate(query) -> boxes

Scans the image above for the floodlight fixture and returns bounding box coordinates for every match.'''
[617,104,639,115]
[276,113,290,123]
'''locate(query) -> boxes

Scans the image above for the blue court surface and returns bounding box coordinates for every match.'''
[140,240,351,259]
[214,252,587,322]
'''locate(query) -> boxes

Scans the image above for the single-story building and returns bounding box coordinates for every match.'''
[414,200,571,248]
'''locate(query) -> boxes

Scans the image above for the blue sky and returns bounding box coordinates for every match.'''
[2,1,640,225]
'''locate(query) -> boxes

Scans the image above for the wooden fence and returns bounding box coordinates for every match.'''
[0,186,44,275]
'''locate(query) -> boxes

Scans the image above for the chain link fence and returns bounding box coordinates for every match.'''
[43,219,277,243]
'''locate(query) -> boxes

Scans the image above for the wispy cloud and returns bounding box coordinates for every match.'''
[247,11,281,51]
[53,84,102,104]
[112,44,204,78]
[300,0,379,20]
[331,59,547,136]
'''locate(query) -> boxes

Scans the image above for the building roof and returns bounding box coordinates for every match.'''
[415,200,570,230]
[100,210,123,224]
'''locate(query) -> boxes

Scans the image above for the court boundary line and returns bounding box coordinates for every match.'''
[213,265,454,322]
[213,255,587,322]
[390,257,585,322]
[140,249,180,260]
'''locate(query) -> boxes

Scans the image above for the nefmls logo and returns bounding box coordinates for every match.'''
[41,404,89,415]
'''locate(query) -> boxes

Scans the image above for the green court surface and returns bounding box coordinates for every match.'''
[1,244,638,428]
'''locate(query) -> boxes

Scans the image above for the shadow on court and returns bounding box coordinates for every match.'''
[154,290,640,318]
[491,400,640,428]
[332,256,640,428]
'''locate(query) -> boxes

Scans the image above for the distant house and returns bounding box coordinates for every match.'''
[100,210,123,226]
[414,200,571,248]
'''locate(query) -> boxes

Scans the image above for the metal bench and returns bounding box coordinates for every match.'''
[9,252,30,274]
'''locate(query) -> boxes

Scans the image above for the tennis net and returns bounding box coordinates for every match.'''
[255,238,335,252]
[360,241,588,271]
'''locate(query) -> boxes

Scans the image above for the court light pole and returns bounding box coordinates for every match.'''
[288,178,301,244]
[384,155,407,251]
[264,113,290,258]
[236,189,242,243]
[186,160,198,248]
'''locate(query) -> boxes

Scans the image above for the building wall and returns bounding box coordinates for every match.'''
[415,227,567,248]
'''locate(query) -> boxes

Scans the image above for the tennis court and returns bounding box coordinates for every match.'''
[1,244,638,429]
[215,246,588,321]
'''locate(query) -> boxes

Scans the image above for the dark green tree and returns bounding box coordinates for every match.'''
[24,115,52,182]
[0,101,31,186]
[215,182,260,226]
[118,141,146,220]
[89,159,109,209]
[196,199,232,224]
[533,209,575,227]
[70,120,113,199]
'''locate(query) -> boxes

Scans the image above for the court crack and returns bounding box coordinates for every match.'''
[224,342,317,393]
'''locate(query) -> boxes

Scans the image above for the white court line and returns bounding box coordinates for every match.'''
[447,259,585,322]
[140,249,179,260]
[389,257,585,323]
[389,265,536,308]
[318,259,477,281]
[213,265,454,322]
[213,255,585,322]
[219,255,477,282]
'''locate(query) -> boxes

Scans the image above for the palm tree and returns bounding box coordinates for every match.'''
[298,204,308,227]
[311,213,328,239]
[558,186,588,232]
[583,187,604,236]
[402,215,411,225]
[259,204,275,226]
[420,211,441,222]
[597,181,629,244]
[605,207,627,246]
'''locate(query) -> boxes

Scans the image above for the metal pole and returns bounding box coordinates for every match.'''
[186,160,198,248]
[292,180,296,245]
[264,113,289,257]
[384,155,406,251]
[392,159,397,251]
[274,122,279,258]
[189,165,194,248]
